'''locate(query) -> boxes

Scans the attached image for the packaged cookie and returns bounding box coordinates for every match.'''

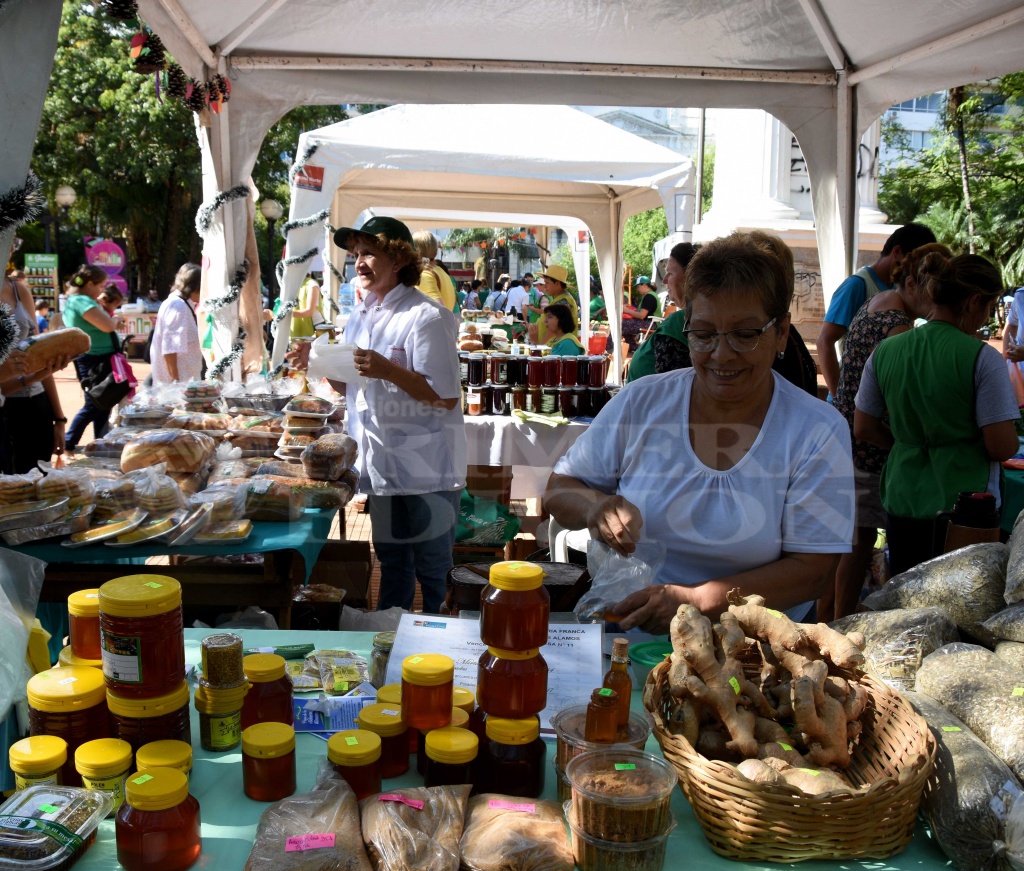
[0,469,42,506]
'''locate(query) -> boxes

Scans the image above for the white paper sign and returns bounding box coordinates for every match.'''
[384,613,605,732]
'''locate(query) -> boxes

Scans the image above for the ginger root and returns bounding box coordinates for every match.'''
[727,588,805,651]
[792,676,851,768]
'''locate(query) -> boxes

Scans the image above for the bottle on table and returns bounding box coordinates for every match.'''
[603,638,632,735]
[584,688,619,743]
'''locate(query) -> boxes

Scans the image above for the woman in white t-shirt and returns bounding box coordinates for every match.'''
[150,263,203,385]
[545,233,854,633]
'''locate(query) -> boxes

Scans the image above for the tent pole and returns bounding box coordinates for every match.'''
[694,109,706,225]
[836,71,857,279]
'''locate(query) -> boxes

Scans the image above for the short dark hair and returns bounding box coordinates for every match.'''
[471,279,483,291]
[669,242,701,270]
[544,303,576,335]
[523,272,534,280]
[882,222,936,256]
[685,233,790,323]
[35,299,49,311]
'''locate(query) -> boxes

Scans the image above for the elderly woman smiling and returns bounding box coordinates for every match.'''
[544,233,854,633]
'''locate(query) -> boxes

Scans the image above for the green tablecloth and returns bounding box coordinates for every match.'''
[1002,468,1024,534]
[65,628,951,871]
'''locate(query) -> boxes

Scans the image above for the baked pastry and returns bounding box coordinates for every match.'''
[242,477,304,522]
[165,412,233,431]
[258,475,355,509]
[121,431,217,473]
[279,433,316,449]
[183,380,221,399]
[230,414,283,434]
[0,473,41,505]
[189,485,243,522]
[19,327,90,370]
[457,338,484,352]
[93,478,136,520]
[300,434,358,481]
[36,470,94,509]
[228,434,279,456]
[284,395,333,415]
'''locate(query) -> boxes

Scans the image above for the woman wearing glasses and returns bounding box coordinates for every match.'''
[545,233,854,633]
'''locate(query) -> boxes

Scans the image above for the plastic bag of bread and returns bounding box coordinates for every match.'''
[242,477,303,522]
[17,327,90,370]
[284,395,333,416]
[257,475,354,510]
[123,465,185,514]
[168,469,208,496]
[93,478,136,520]
[0,469,43,506]
[209,458,257,485]
[229,434,279,457]
[164,411,234,432]
[121,430,217,473]
[459,795,574,871]
[301,434,358,481]
[189,482,244,522]
[83,426,159,460]
[230,413,283,434]
[36,467,95,509]
[255,460,305,478]
[360,784,472,871]
[244,760,373,871]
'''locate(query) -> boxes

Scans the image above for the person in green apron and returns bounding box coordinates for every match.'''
[543,304,585,355]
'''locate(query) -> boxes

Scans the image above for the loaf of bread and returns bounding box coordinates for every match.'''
[120,430,217,473]
[254,461,306,478]
[301,434,358,481]
[457,339,484,352]
[258,474,355,509]
[19,328,90,370]
[242,477,304,522]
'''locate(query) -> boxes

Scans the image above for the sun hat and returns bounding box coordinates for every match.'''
[538,264,569,285]
[635,275,652,286]
[333,216,414,251]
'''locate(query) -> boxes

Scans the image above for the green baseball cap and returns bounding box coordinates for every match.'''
[635,275,651,286]
[333,216,414,251]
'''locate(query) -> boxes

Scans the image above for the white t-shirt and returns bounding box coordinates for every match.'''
[1007,289,1024,373]
[504,285,530,314]
[553,369,854,616]
[343,284,467,496]
[150,294,202,385]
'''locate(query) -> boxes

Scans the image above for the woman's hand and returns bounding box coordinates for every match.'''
[608,584,690,634]
[586,494,643,555]
[353,348,393,380]
[1007,345,1024,363]
[0,349,29,381]
[285,341,311,370]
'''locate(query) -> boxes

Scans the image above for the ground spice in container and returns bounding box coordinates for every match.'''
[200,633,245,688]
[567,804,677,871]
[0,784,111,870]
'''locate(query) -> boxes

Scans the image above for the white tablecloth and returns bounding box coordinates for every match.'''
[464,415,590,499]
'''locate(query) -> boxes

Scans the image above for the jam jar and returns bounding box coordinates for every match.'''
[242,722,296,802]
[479,561,549,650]
[401,654,454,731]
[241,653,293,730]
[479,716,546,797]
[116,768,201,871]
[476,648,548,719]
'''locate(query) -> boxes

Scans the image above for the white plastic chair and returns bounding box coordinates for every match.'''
[547,515,591,563]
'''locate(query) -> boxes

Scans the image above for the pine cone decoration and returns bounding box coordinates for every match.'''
[184,79,207,113]
[166,64,187,99]
[101,0,138,20]
[213,74,231,103]
[134,32,166,74]
[205,77,222,103]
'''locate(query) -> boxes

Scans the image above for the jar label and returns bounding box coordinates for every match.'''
[14,773,58,791]
[101,632,143,683]
[378,793,425,810]
[0,816,82,851]
[81,771,128,811]
[381,709,400,717]
[488,799,536,813]
[285,833,336,852]
[209,712,242,748]
[614,763,636,771]
[345,736,359,746]
[143,582,163,589]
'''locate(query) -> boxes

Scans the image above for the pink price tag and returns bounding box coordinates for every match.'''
[285,833,336,853]
[378,793,425,810]
[488,800,536,813]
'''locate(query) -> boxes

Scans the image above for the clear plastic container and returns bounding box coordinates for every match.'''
[67,589,101,661]
[401,654,454,731]
[242,722,296,802]
[327,729,382,800]
[27,666,110,787]
[476,647,548,719]
[566,802,677,871]
[241,653,292,730]
[193,682,248,751]
[369,632,395,689]
[199,633,245,689]
[550,705,653,770]
[116,768,201,871]
[565,747,677,842]
[357,703,408,778]
[0,785,111,870]
[424,725,478,791]
[107,681,191,752]
[136,740,193,784]
[75,737,133,815]
[98,575,185,698]
[8,735,66,791]
[479,716,546,798]
[480,561,549,650]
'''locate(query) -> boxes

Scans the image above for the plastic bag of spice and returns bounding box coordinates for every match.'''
[459,794,573,871]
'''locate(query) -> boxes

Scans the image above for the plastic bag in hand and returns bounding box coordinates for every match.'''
[575,540,666,621]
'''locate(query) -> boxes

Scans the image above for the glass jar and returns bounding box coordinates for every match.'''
[510,387,526,412]
[242,722,296,802]
[480,561,549,650]
[540,387,559,415]
[584,688,619,743]
[327,729,382,800]
[116,768,201,871]
[58,645,102,670]
[136,740,193,785]
[575,356,590,387]
[542,355,561,387]
[576,386,591,417]
[490,353,508,385]
[507,355,527,387]
[525,387,542,414]
[200,633,245,689]
[107,682,191,753]
[588,354,609,386]
[526,357,544,388]
[99,574,185,698]
[588,386,609,415]
[560,356,579,387]
[27,665,110,787]
[401,654,454,731]
[193,682,248,752]
[8,735,66,791]
[76,737,133,815]
[466,386,486,417]
[491,383,510,416]
[458,351,470,385]
[416,707,469,776]
[369,632,396,689]
[479,716,546,797]
[356,703,408,778]
[67,588,102,661]
[467,354,485,386]
[378,683,416,754]
[424,726,478,791]
[476,648,548,719]
[559,387,578,419]
[241,653,292,730]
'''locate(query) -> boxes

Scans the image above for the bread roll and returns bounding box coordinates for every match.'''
[458,339,484,352]
[19,328,90,370]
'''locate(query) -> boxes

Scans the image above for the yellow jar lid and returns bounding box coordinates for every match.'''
[193,682,249,715]
[67,589,100,617]
[8,735,67,775]
[75,738,132,778]
[425,726,478,765]
[486,647,541,661]
[357,703,406,737]
[377,683,402,706]
[125,768,189,811]
[27,666,107,712]
[452,686,475,714]
[243,653,286,683]
[242,722,295,758]
[488,560,545,591]
[107,681,190,718]
[328,729,381,766]
[58,646,102,670]
[401,654,454,686]
[486,715,540,745]
[136,740,193,774]
[450,707,470,729]
[98,575,182,617]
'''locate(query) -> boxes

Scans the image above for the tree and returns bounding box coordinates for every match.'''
[621,208,669,280]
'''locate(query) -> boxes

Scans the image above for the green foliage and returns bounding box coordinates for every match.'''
[552,242,597,293]
[621,208,669,279]
[701,142,716,216]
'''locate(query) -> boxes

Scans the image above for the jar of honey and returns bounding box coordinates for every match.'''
[107,682,191,752]
[27,665,110,786]
[67,589,101,661]
[136,740,193,784]
[242,722,296,802]
[327,729,382,800]
[8,735,66,790]
[401,654,454,731]
[424,726,478,791]
[98,575,185,698]
[452,686,475,718]
[356,703,408,778]
[116,768,201,871]
[584,688,620,743]
[76,737,133,814]
[241,653,292,730]
[510,386,526,412]
[476,648,548,719]
[479,716,546,797]
[480,561,549,650]
[193,683,248,752]
[466,386,486,416]
[416,707,469,776]
[377,683,415,754]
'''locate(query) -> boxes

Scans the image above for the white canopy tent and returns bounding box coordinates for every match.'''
[273,103,696,375]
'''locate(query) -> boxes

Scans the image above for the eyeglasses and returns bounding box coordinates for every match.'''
[682,317,778,353]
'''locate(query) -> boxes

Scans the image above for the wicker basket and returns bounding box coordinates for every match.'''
[643,658,935,863]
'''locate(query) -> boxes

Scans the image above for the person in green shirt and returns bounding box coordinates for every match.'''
[543,303,585,355]
[589,279,607,321]
[521,272,548,324]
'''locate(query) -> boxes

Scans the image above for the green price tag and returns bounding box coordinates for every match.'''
[1012,688,1024,697]
[614,763,636,771]
[131,774,154,785]
[777,742,793,752]
[941,726,963,732]
[766,608,783,618]
[598,688,614,697]
[143,582,163,589]
[345,736,359,746]
[798,769,821,776]
[728,677,741,695]
[38,804,59,813]
[409,656,424,664]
